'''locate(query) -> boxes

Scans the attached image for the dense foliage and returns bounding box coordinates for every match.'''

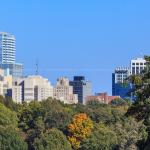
[0,56,149,150]
[68,113,93,149]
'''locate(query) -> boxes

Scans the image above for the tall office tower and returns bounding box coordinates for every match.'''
[69,76,92,104]
[112,67,131,99]
[0,32,15,64]
[0,32,23,78]
[131,58,146,75]
[53,77,78,104]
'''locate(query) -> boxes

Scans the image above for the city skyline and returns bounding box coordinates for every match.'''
[0,1,150,94]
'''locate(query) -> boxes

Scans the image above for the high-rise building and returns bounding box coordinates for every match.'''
[54,77,78,104]
[112,67,131,99]
[0,32,23,78]
[69,76,92,104]
[131,58,146,75]
[112,57,147,99]
[0,32,15,64]
[14,75,53,103]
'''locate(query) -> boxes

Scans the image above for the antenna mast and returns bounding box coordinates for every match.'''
[35,60,39,75]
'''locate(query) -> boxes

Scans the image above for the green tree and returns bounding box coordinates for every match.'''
[126,56,150,148]
[0,103,18,127]
[33,128,72,150]
[110,117,147,150]
[111,98,127,106]
[0,126,27,150]
[80,123,117,150]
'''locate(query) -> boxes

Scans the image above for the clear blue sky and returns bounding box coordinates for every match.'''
[0,0,150,94]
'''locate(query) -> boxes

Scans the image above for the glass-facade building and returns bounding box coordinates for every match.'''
[0,32,15,64]
[112,67,131,99]
[69,76,92,104]
[0,63,23,78]
[0,32,23,78]
[112,58,146,100]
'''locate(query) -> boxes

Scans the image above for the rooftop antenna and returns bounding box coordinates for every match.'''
[35,59,39,75]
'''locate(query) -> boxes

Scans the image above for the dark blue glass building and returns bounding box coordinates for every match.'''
[69,76,92,104]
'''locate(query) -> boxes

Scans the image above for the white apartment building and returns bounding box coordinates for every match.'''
[15,75,53,103]
[131,58,146,75]
[54,77,78,104]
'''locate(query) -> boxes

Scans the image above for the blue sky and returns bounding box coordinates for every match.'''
[0,0,150,94]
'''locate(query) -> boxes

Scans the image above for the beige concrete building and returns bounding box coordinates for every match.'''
[54,77,78,104]
[15,75,53,103]
[12,85,22,103]
[0,68,12,96]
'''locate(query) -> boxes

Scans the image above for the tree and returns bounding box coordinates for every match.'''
[42,98,73,131]
[18,101,44,132]
[126,56,150,148]
[110,117,147,150]
[0,103,18,127]
[80,123,117,150]
[111,98,127,106]
[127,56,150,120]
[67,113,93,149]
[33,128,72,150]
[0,126,27,150]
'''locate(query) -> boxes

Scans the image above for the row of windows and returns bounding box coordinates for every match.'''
[132,63,146,65]
[132,67,144,70]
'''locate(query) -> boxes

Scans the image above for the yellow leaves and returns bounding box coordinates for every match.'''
[67,113,93,149]
[68,136,80,149]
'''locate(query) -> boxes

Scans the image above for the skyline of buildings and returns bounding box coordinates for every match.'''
[0,32,148,104]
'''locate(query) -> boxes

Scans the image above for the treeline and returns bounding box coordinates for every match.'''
[0,96,147,150]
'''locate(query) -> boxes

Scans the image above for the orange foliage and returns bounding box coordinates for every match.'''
[68,113,93,149]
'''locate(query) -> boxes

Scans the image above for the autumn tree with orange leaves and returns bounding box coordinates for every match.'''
[67,113,93,149]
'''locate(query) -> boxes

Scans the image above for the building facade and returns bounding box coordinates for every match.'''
[112,57,146,99]
[69,76,92,104]
[0,63,23,78]
[0,32,15,64]
[12,85,22,103]
[0,32,23,78]
[130,58,146,75]
[86,92,120,104]
[112,67,131,99]
[54,77,78,104]
[14,75,53,103]
[0,68,13,97]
